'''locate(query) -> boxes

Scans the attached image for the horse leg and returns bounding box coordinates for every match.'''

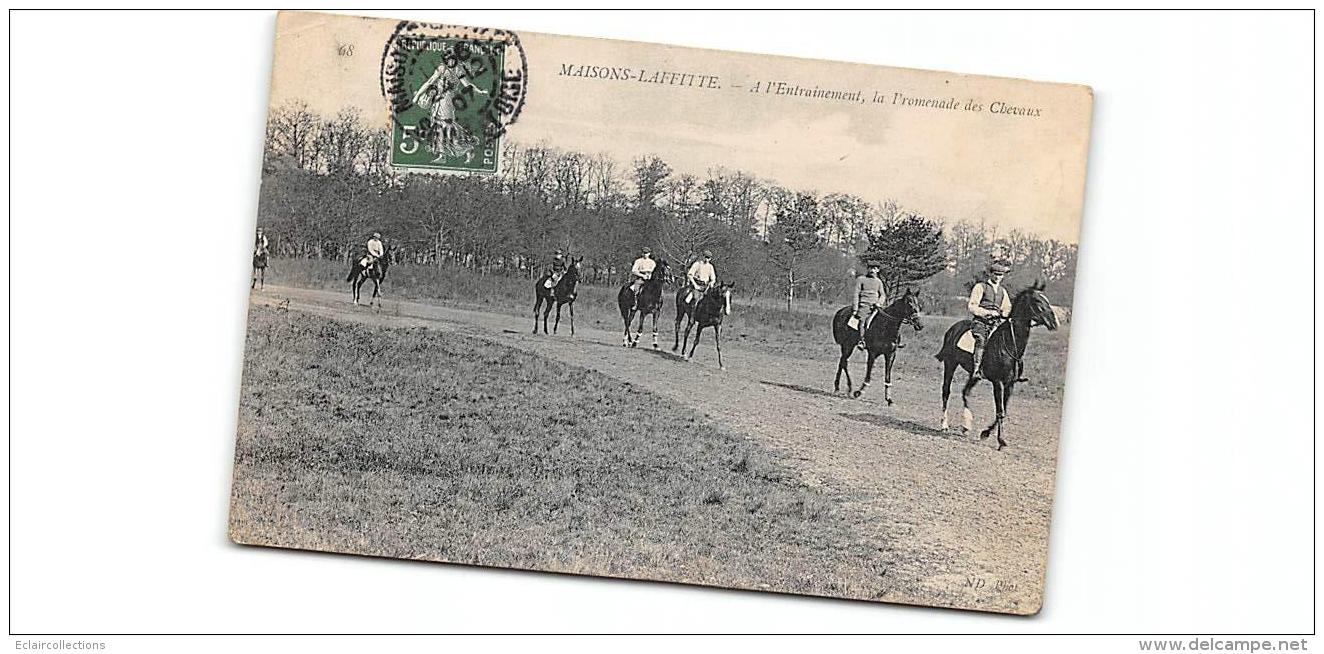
[673,312,684,352]
[542,302,552,334]
[941,360,957,430]
[553,303,563,334]
[997,381,1015,450]
[854,350,878,399]
[681,318,695,356]
[622,311,632,346]
[259,267,265,290]
[371,278,381,308]
[352,277,362,305]
[960,373,979,433]
[883,349,896,406]
[980,382,1004,443]
[836,346,853,394]
[533,297,543,334]
[568,302,575,337]
[650,312,659,349]
[687,324,704,360]
[632,311,645,347]
[714,325,724,370]
[251,268,256,290]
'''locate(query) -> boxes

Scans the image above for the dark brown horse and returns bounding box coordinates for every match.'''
[935,281,1058,450]
[675,282,735,369]
[831,289,924,404]
[251,251,268,290]
[617,260,671,349]
[346,247,391,307]
[532,256,583,335]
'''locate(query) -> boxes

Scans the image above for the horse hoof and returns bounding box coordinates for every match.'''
[719,366,726,371]
[886,398,894,406]
[852,390,862,399]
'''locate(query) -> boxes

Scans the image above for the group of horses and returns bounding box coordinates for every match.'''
[532,258,736,369]
[255,246,1060,451]
[528,254,1061,450]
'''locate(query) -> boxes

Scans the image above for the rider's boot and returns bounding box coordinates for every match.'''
[856,321,867,351]
[971,341,986,381]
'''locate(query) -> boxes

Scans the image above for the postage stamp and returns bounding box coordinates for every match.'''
[381,23,526,173]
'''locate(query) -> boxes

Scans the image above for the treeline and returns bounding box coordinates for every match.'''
[258,101,1078,310]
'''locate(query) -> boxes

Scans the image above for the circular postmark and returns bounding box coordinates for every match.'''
[380,21,527,171]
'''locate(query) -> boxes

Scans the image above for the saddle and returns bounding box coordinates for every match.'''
[846,311,878,331]
[955,330,977,353]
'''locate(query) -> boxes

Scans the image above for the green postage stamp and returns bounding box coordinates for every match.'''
[385,33,514,173]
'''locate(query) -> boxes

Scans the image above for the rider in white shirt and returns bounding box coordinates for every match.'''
[968,260,1013,380]
[360,232,385,270]
[685,250,717,305]
[629,246,657,309]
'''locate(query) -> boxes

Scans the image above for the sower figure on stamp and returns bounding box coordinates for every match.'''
[968,259,1013,380]
[852,260,887,350]
[685,250,717,309]
[412,59,490,164]
[629,246,657,310]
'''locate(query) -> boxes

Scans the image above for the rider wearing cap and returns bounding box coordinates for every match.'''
[685,250,717,306]
[359,232,385,271]
[968,260,1013,380]
[629,246,657,305]
[852,259,887,350]
[545,248,567,289]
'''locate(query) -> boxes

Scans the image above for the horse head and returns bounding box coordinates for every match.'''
[1013,280,1058,330]
[718,282,735,316]
[899,288,924,332]
[654,260,673,285]
[566,255,583,281]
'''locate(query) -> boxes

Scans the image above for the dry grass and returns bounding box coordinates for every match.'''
[229,307,896,600]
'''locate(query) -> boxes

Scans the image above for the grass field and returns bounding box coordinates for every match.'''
[229,307,896,600]
[263,257,1073,402]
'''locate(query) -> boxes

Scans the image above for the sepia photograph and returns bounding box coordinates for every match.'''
[227,10,1093,615]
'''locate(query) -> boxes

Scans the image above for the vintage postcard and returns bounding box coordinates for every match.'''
[230,10,1092,615]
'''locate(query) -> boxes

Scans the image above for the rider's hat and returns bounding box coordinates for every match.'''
[641,246,652,254]
[554,248,564,255]
[989,260,1012,274]
[702,249,713,258]
[372,232,382,239]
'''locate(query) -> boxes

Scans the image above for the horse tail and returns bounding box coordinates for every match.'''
[346,266,357,283]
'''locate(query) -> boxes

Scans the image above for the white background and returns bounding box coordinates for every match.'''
[5,7,1316,644]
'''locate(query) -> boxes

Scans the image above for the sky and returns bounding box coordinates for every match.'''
[268,11,1092,243]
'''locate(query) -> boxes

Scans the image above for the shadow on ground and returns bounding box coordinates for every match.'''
[758,380,847,401]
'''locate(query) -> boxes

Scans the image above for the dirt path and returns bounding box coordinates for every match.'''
[250,285,1063,614]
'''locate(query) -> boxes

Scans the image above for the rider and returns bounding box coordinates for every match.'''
[254,227,269,259]
[359,232,385,272]
[685,249,717,306]
[629,246,657,309]
[968,259,1013,380]
[852,259,887,350]
[544,248,568,293]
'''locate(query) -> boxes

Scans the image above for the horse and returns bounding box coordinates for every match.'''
[935,280,1059,450]
[831,289,924,404]
[346,247,391,307]
[532,256,583,335]
[674,282,736,369]
[617,260,671,348]
[251,251,268,290]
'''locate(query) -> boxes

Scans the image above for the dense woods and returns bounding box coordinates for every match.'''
[258,102,1078,311]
